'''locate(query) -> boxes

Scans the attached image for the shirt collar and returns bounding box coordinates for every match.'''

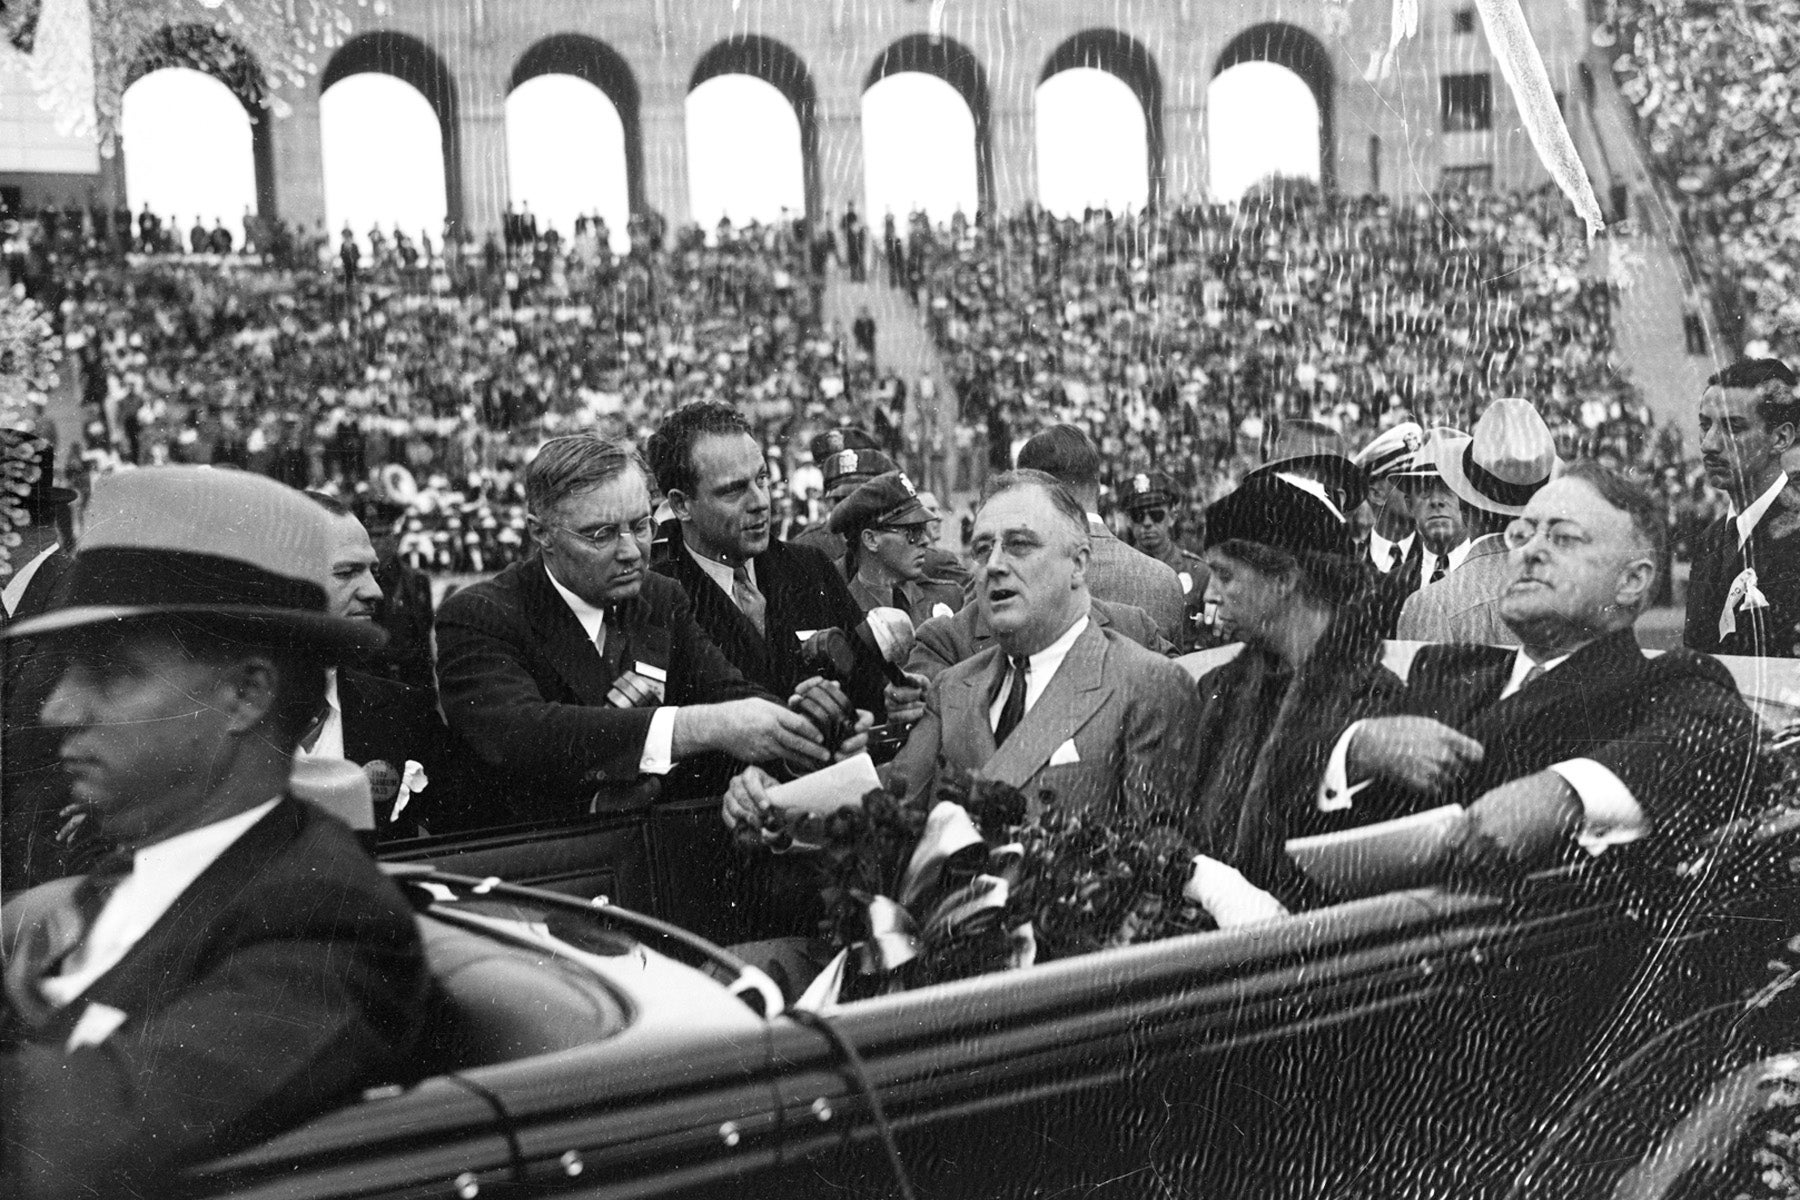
[1505,646,1573,695]
[544,561,607,645]
[1025,613,1089,675]
[1368,528,1415,563]
[1734,472,1788,549]
[133,797,281,879]
[686,543,752,598]
[0,542,58,617]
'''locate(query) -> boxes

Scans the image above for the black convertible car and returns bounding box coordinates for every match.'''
[179,650,1800,1199]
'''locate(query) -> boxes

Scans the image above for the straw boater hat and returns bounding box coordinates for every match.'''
[5,466,384,658]
[1433,398,1560,517]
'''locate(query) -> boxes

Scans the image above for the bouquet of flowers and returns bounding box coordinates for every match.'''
[758,770,1211,1008]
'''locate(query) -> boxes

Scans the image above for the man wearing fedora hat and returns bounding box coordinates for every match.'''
[0,467,430,1200]
[1398,399,1560,645]
[1,429,80,889]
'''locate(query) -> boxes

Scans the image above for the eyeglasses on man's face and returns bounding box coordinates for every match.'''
[1128,508,1169,525]
[1502,517,1592,554]
[551,516,657,552]
[876,525,932,547]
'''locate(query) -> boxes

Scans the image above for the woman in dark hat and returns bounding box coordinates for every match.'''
[1183,472,1412,920]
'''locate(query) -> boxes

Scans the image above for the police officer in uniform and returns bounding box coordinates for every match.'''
[1122,471,1212,652]
[830,471,964,626]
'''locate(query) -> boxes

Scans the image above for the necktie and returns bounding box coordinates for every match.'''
[1519,662,1546,690]
[1428,554,1449,585]
[992,655,1029,747]
[1387,543,1405,573]
[732,565,766,636]
[892,584,910,613]
[4,851,134,1030]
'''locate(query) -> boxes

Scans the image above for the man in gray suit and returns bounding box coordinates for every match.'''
[1015,425,1185,643]
[724,471,1198,828]
[880,471,1199,818]
[1397,399,1558,645]
[904,596,1170,685]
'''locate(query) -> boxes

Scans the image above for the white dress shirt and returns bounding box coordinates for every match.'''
[42,798,281,1008]
[1368,529,1416,575]
[1318,647,1646,855]
[1,541,58,618]
[1733,472,1789,550]
[545,563,677,774]
[296,668,346,761]
[987,616,1089,729]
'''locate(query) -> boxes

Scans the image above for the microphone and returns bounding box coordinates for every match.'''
[853,607,918,686]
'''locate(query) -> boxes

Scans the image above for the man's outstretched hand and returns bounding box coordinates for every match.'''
[1348,716,1485,796]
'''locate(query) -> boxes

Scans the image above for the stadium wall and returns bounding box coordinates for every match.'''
[2,0,1598,228]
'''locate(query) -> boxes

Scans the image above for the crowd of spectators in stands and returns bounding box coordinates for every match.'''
[1610,0,1800,361]
[1,182,1695,571]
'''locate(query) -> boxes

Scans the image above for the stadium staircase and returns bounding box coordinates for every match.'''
[1573,46,1716,429]
[822,270,965,508]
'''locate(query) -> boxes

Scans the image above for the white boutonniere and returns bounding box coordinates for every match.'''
[1721,567,1771,639]
[392,759,429,822]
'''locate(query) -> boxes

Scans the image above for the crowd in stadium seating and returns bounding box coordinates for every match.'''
[1,184,1688,568]
[909,187,1662,510]
[1610,0,1800,360]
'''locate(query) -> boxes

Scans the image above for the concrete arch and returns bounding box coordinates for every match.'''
[511,35,644,218]
[690,36,818,222]
[322,31,463,230]
[1039,29,1165,207]
[865,34,993,217]
[1214,23,1335,192]
[126,25,274,217]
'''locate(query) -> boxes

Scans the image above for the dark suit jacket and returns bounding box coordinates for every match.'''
[656,536,885,717]
[436,556,763,820]
[338,668,476,839]
[1684,481,1800,658]
[2,547,73,890]
[884,620,1200,822]
[0,797,429,1200]
[1373,628,1763,857]
[1368,539,1425,639]
[847,573,964,631]
[907,596,1171,682]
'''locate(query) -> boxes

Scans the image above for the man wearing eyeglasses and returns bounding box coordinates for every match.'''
[1313,462,1761,882]
[830,471,964,627]
[1120,471,1211,652]
[436,434,851,823]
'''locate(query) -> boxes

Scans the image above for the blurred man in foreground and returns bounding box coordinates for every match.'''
[0,467,429,1200]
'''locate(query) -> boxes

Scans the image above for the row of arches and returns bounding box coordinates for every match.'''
[119,25,1333,243]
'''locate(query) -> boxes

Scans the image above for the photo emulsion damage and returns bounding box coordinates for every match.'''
[2,0,1800,1196]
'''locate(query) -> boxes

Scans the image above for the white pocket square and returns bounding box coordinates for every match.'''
[1048,738,1081,766]
[66,1002,128,1051]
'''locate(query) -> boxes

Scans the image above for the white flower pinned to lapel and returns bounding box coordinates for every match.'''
[1720,567,1770,640]
[392,759,429,823]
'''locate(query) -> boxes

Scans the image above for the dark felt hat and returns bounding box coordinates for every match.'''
[1,428,76,517]
[1204,472,1355,559]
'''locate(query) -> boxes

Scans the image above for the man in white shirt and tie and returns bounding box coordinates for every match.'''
[1682,357,1800,658]
[1353,421,1424,576]
[0,466,430,1200]
[723,469,1200,829]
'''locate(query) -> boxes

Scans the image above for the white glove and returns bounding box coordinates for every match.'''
[1184,855,1291,929]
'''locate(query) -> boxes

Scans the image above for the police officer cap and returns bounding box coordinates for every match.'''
[821,447,898,489]
[827,471,931,536]
[1121,471,1178,510]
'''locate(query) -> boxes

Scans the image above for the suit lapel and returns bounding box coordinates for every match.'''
[944,648,1001,773]
[1462,630,1640,745]
[521,561,616,708]
[13,549,69,622]
[981,623,1111,790]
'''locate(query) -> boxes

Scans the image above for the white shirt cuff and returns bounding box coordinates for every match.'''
[1318,720,1375,812]
[1185,855,1290,927]
[1548,758,1646,855]
[638,706,680,775]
